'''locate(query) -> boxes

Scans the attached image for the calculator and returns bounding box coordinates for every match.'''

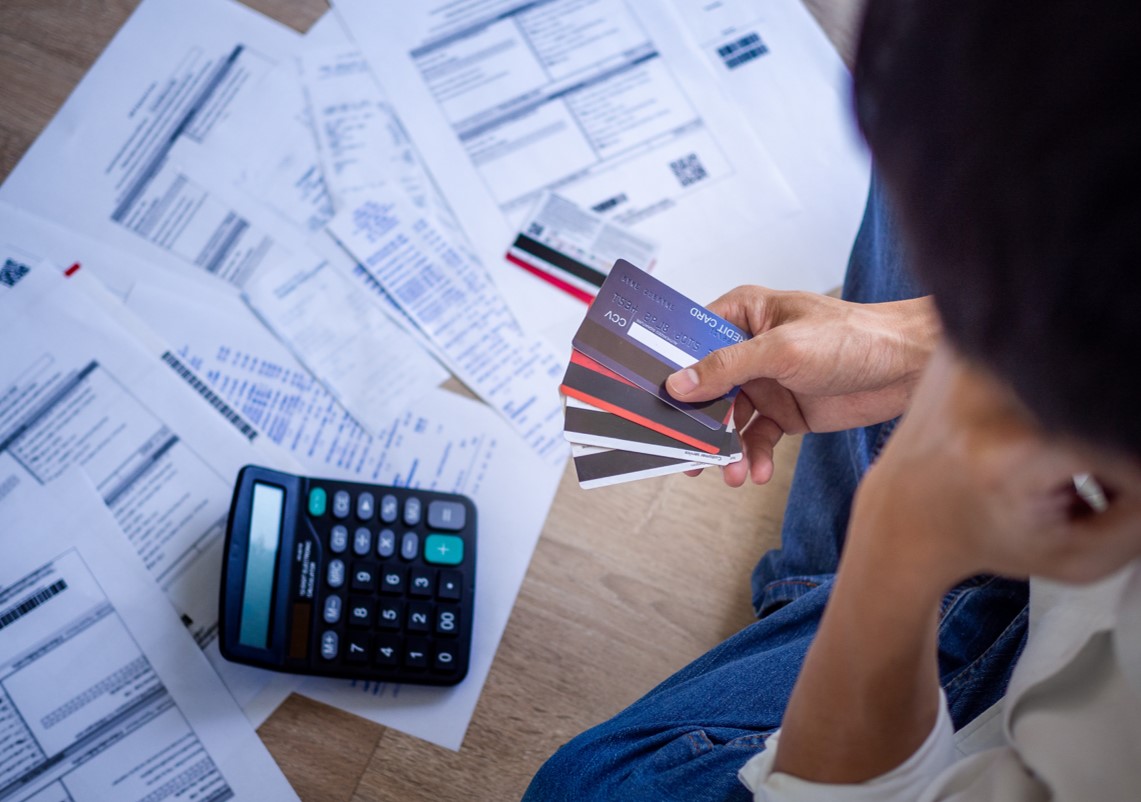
[219,465,476,686]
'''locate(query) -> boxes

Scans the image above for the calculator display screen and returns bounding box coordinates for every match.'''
[238,482,285,649]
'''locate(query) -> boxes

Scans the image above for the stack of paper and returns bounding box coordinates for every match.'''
[560,260,746,488]
[0,0,568,756]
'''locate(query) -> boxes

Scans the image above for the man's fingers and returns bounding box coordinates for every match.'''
[741,415,783,485]
[722,458,748,487]
[667,336,782,403]
[704,285,771,331]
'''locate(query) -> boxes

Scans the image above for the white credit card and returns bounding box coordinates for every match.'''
[571,443,705,489]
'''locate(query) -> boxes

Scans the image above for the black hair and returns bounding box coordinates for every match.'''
[853,1,1141,458]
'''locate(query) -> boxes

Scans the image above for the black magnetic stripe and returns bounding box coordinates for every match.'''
[513,234,607,288]
[574,317,733,424]
[565,404,733,455]
[565,406,682,448]
[562,362,712,442]
[574,448,688,482]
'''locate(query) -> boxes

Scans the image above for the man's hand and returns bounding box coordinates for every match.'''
[664,286,940,486]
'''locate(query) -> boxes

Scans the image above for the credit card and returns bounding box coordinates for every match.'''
[560,351,726,453]
[571,444,704,489]
[563,396,742,466]
[571,259,748,430]
[506,192,658,303]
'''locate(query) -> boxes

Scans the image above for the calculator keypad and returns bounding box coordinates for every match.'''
[307,481,474,685]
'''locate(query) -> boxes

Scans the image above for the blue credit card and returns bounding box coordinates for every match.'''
[571,259,747,430]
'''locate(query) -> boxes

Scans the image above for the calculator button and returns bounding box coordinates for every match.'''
[327,559,345,589]
[329,525,348,554]
[353,527,372,556]
[436,606,460,637]
[380,494,398,523]
[377,529,396,558]
[435,645,458,672]
[405,638,429,669]
[380,567,405,595]
[403,497,422,526]
[427,500,466,531]
[308,487,327,517]
[400,532,419,562]
[409,568,435,597]
[346,635,370,664]
[350,563,377,592]
[407,602,432,633]
[377,600,403,630]
[438,571,462,601]
[357,492,375,520]
[375,635,401,666]
[322,595,342,624]
[320,631,338,660]
[332,490,351,519]
[348,597,374,628]
[424,534,464,566]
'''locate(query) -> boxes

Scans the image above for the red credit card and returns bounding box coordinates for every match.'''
[559,351,725,453]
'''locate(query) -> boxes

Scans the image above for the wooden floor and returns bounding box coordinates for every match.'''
[0,2,859,799]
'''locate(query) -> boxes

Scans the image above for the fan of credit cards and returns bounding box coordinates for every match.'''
[561,259,746,489]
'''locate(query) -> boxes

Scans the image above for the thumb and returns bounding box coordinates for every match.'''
[666,336,771,402]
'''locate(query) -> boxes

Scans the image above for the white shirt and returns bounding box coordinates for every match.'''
[739,559,1141,801]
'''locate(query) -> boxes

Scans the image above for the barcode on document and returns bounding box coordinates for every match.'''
[0,579,67,632]
[161,351,258,442]
[717,33,768,69]
[0,258,30,288]
[669,154,708,188]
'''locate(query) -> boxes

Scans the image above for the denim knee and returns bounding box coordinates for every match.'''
[524,725,767,802]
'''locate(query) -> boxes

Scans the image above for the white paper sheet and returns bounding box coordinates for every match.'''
[121,271,564,750]
[0,471,299,801]
[123,273,484,491]
[0,0,302,288]
[666,0,871,290]
[208,61,338,237]
[332,0,803,339]
[0,255,298,724]
[301,47,427,209]
[297,23,499,313]
[295,385,562,751]
[328,191,569,463]
[242,247,448,436]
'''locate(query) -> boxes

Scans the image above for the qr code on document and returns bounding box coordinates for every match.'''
[669,153,708,188]
[0,259,30,288]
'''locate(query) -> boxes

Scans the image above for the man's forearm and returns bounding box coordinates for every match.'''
[770,525,950,783]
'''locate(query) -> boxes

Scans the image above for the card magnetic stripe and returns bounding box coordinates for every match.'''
[511,233,607,288]
[573,447,692,483]
[559,361,723,453]
[564,404,733,455]
[573,316,733,428]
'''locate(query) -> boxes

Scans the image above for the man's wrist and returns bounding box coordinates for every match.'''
[892,296,941,390]
[847,475,974,597]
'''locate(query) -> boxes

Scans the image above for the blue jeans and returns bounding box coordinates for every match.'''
[523,178,1029,801]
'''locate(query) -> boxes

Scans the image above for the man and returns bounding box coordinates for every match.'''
[524,0,1141,798]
